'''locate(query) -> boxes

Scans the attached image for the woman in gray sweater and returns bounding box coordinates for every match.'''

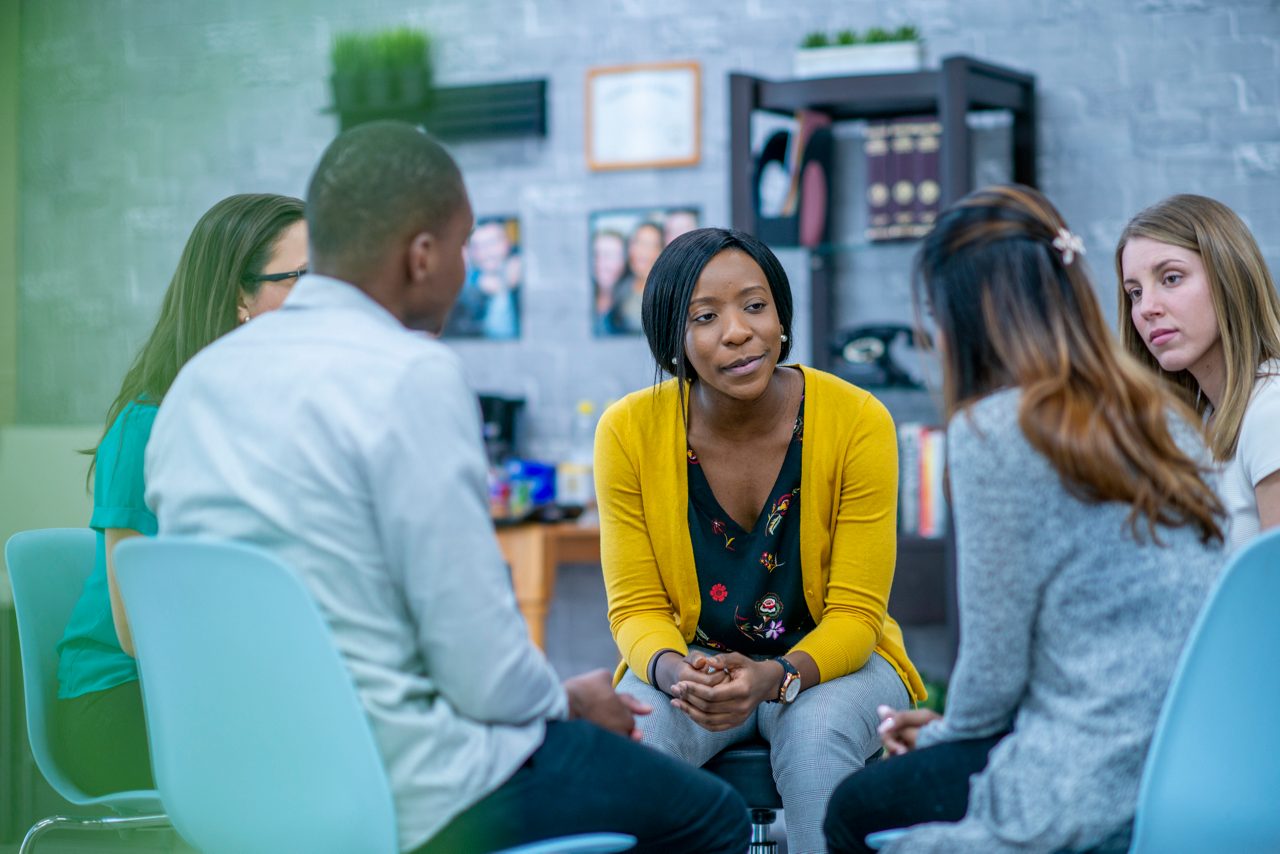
[824,185,1225,854]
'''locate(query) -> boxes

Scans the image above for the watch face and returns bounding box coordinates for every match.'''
[783,675,801,703]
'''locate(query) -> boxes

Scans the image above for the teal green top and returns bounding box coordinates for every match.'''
[56,401,158,699]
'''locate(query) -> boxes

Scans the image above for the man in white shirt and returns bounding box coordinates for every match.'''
[145,121,748,853]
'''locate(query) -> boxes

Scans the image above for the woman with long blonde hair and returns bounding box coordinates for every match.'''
[825,185,1223,853]
[1117,193,1280,551]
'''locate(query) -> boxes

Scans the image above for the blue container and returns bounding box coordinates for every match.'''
[504,459,557,506]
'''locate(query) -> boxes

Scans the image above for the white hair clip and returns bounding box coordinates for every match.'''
[1052,227,1086,266]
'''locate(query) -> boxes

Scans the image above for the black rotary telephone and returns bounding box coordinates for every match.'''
[832,324,929,389]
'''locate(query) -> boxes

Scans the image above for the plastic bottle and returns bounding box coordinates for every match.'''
[556,399,597,515]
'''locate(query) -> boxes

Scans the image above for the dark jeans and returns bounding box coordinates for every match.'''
[413,719,750,854]
[56,679,155,796]
[824,733,1005,854]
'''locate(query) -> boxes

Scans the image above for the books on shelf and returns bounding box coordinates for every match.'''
[865,115,943,242]
[898,422,948,538]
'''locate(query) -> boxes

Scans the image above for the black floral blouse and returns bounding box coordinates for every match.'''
[689,392,813,657]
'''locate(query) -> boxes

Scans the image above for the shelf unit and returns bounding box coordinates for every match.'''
[330,79,548,140]
[728,55,1037,678]
[729,54,1036,373]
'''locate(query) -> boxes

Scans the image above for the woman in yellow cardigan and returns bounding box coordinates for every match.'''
[597,227,924,853]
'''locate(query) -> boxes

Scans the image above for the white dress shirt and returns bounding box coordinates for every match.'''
[145,275,568,851]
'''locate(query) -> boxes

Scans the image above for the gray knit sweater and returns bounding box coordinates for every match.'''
[890,389,1224,854]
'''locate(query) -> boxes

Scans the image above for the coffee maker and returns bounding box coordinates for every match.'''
[477,394,524,464]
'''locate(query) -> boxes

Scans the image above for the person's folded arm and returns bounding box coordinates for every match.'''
[793,393,898,682]
[595,407,687,683]
[915,406,1042,750]
[369,352,566,725]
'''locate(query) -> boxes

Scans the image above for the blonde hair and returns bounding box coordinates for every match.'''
[1116,194,1280,461]
[919,185,1222,544]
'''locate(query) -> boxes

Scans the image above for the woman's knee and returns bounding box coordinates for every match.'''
[767,702,880,780]
[619,676,733,766]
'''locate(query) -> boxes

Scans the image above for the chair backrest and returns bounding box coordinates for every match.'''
[5,528,104,805]
[1129,527,1280,853]
[113,536,398,854]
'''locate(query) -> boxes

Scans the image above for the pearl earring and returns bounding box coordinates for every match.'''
[670,357,678,366]
[780,332,788,343]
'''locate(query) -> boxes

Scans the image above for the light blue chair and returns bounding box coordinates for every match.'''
[1127,526,1280,853]
[4,529,168,854]
[114,536,633,854]
[866,528,1280,852]
[864,827,908,849]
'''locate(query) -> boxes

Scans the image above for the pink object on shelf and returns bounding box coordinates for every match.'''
[798,161,828,248]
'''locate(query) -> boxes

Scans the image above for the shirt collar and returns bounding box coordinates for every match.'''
[281,274,406,331]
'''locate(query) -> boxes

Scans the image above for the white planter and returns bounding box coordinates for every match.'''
[792,41,924,78]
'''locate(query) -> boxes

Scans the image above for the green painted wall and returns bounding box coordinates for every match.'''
[0,0,18,426]
[0,425,97,602]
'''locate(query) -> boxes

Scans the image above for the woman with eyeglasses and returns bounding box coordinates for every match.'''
[54,193,306,795]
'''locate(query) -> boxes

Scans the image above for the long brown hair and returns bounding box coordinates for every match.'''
[86,193,304,482]
[917,184,1222,544]
[1115,194,1280,461]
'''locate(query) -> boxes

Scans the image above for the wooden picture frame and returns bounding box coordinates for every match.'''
[586,61,701,171]
[589,206,700,336]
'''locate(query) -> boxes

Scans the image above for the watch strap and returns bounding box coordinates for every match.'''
[772,656,799,703]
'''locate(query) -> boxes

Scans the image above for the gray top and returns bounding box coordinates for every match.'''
[146,276,567,851]
[894,389,1223,853]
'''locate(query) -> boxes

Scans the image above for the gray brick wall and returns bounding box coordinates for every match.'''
[18,0,1280,452]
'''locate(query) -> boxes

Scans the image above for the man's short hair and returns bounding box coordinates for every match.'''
[306,121,467,272]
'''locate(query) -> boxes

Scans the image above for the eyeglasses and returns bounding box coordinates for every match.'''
[246,267,307,284]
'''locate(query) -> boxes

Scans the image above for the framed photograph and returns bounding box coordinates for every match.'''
[586,61,701,171]
[590,207,700,336]
[442,216,522,340]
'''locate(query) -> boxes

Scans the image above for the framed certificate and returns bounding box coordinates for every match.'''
[586,61,701,171]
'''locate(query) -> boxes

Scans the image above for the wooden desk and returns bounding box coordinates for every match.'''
[496,521,601,648]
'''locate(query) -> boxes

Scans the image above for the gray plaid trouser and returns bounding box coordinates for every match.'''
[618,649,910,854]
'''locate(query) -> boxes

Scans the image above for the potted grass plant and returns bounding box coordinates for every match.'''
[329,26,433,114]
[330,32,369,113]
[383,27,432,108]
[794,24,923,78]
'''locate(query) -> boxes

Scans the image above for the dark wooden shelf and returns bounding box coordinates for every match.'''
[753,57,1031,118]
[329,79,547,140]
[730,55,1036,272]
[892,533,953,627]
[728,55,1036,675]
[427,79,547,140]
[899,533,949,551]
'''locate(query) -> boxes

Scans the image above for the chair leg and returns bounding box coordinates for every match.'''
[19,813,170,854]
[749,808,777,854]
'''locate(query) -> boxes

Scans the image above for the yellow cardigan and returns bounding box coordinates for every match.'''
[595,364,926,703]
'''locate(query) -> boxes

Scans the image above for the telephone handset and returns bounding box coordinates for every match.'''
[832,324,929,389]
